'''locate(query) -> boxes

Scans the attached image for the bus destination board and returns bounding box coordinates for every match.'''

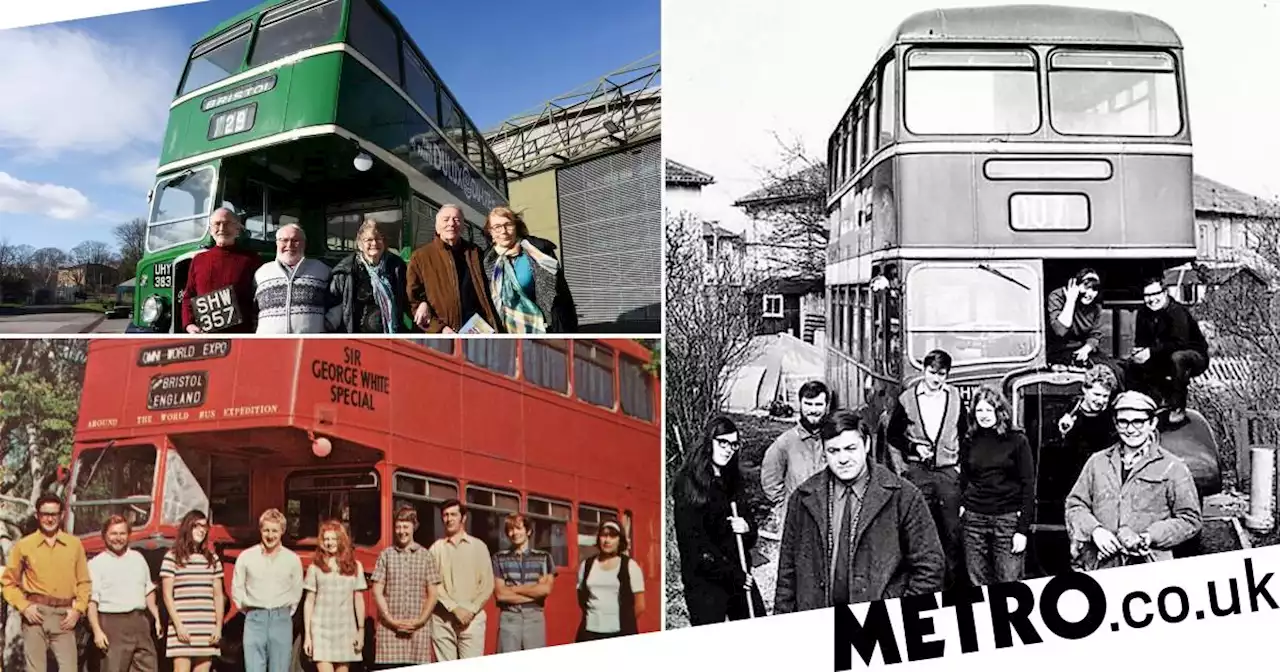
[149,371,208,411]
[138,340,232,367]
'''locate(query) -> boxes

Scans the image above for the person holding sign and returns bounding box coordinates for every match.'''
[253,224,332,334]
[481,207,578,334]
[1064,391,1202,571]
[328,219,412,333]
[673,416,766,625]
[182,208,262,334]
[406,205,500,334]
[775,410,943,613]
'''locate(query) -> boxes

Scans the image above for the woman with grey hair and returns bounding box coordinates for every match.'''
[327,219,411,333]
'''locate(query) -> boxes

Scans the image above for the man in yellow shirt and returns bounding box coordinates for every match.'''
[1,494,93,672]
[428,499,495,660]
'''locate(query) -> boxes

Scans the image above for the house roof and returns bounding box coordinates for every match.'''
[702,221,740,239]
[733,163,827,208]
[1193,174,1280,218]
[666,159,715,186]
[748,275,825,295]
[1164,261,1267,287]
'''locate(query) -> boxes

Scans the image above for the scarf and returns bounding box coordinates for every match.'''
[360,253,398,334]
[489,238,559,334]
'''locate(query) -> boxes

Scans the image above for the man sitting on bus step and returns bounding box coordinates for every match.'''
[183,208,263,334]
[0,494,92,672]
[1125,276,1210,425]
[428,499,495,660]
[253,224,332,334]
[885,349,967,592]
[232,509,305,672]
[492,513,555,653]
[1046,268,1107,369]
[407,204,501,333]
[1064,391,1202,571]
[88,515,163,672]
[760,380,832,528]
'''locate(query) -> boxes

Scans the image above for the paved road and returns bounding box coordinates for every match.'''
[0,311,128,334]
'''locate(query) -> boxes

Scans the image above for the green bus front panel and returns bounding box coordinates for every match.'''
[159,54,345,168]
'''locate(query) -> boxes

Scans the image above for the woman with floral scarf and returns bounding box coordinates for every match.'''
[482,206,579,334]
[327,219,412,333]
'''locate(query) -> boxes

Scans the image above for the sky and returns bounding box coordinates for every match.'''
[665,0,1280,234]
[0,0,659,252]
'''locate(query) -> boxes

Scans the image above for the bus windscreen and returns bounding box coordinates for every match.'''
[180,22,252,96]
[1049,51,1181,137]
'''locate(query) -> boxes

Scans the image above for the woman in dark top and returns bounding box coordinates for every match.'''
[959,386,1035,587]
[482,206,578,334]
[182,208,262,334]
[1046,268,1105,367]
[673,416,766,625]
[327,219,412,333]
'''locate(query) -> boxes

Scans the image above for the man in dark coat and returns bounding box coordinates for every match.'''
[775,409,944,613]
[1126,277,1210,423]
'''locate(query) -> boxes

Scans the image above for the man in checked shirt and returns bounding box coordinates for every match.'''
[491,514,555,652]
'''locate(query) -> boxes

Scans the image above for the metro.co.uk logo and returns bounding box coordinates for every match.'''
[834,557,1279,669]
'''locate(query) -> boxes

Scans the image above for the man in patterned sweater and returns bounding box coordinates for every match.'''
[254,224,332,334]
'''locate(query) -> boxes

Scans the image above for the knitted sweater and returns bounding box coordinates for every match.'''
[253,258,332,334]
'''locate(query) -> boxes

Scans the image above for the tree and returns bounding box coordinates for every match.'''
[113,218,146,278]
[735,134,829,278]
[26,248,68,292]
[70,240,115,267]
[0,340,86,670]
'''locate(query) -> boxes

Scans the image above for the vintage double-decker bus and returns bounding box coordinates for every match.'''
[131,0,508,333]
[65,337,660,668]
[822,5,1223,576]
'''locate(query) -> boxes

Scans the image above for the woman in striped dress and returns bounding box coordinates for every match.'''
[160,510,226,672]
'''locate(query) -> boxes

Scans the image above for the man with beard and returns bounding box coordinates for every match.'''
[370,506,441,669]
[1,495,92,672]
[428,500,494,660]
[1127,276,1210,424]
[87,516,162,672]
[1046,269,1107,368]
[760,381,832,520]
[232,509,305,672]
[885,349,967,591]
[775,410,943,612]
[1064,391,1202,570]
[253,224,332,334]
[491,514,555,652]
[182,208,262,333]
[407,205,500,333]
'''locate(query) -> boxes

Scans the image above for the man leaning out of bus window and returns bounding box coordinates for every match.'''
[1046,268,1107,368]
[1063,391,1202,572]
[253,224,333,334]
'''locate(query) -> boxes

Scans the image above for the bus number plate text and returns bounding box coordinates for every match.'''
[191,286,243,333]
[153,262,173,290]
[1009,194,1089,232]
[148,371,208,411]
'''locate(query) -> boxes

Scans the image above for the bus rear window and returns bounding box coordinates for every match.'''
[180,22,252,96]
[1049,50,1180,137]
[248,0,343,68]
[904,49,1039,135]
[905,263,1041,366]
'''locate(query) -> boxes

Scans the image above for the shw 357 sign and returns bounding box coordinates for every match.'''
[192,285,243,332]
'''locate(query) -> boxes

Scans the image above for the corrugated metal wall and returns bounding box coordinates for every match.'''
[556,139,661,332]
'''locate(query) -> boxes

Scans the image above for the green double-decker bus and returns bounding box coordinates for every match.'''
[131,0,508,333]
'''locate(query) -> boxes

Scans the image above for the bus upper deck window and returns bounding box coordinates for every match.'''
[1049,51,1181,137]
[904,49,1039,136]
[180,22,252,96]
[247,0,343,68]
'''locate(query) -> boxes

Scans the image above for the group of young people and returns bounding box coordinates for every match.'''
[672,269,1211,622]
[1,496,645,671]
[179,204,578,336]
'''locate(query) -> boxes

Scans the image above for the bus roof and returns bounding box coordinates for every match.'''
[879,4,1182,58]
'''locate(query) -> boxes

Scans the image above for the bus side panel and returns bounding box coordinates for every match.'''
[282,52,345,130]
[896,154,979,247]
[1121,153,1195,247]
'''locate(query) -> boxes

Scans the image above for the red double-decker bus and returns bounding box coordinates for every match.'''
[66,337,660,668]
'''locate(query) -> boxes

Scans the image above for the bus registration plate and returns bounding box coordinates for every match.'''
[1009,194,1089,231]
[153,262,173,289]
[191,286,243,332]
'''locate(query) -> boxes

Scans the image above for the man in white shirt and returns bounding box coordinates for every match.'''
[87,516,162,672]
[253,224,332,334]
[428,499,495,660]
[232,509,304,672]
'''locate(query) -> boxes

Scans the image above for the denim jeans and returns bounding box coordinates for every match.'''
[243,607,294,672]
[962,510,1024,587]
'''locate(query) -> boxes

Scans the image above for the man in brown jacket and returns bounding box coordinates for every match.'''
[407,204,499,333]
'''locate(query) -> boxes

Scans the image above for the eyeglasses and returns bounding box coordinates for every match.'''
[715,437,741,450]
[36,511,60,518]
[489,223,516,232]
[1115,417,1152,430]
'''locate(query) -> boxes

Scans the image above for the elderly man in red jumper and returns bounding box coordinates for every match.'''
[182,208,263,334]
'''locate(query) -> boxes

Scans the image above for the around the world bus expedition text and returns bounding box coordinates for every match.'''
[310,346,390,410]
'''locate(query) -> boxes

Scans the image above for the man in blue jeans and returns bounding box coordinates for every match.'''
[232,509,304,672]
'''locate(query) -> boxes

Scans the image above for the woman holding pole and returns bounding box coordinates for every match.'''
[673,416,766,625]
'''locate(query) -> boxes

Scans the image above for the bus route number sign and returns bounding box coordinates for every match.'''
[192,286,243,333]
[148,371,207,411]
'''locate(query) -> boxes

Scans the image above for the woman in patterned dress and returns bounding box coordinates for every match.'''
[303,520,368,671]
[160,510,225,672]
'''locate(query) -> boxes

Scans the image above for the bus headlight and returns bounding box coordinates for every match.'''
[141,295,165,325]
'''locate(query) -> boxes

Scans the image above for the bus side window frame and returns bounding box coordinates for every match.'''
[391,470,459,549]
[464,483,521,555]
[577,503,619,564]
[525,494,572,568]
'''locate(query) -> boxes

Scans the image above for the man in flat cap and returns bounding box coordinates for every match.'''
[1064,391,1202,571]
